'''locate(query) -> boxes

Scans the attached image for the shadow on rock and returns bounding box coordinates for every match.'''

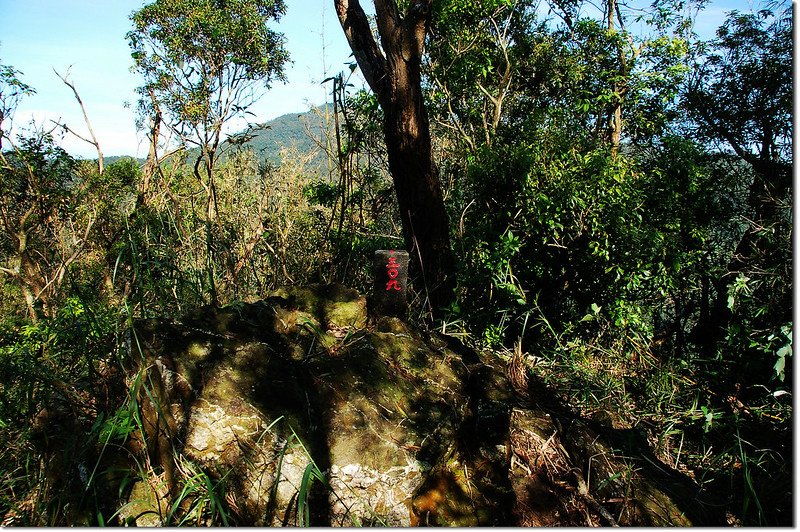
[113,284,515,526]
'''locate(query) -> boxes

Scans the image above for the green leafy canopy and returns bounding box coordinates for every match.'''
[127,0,289,133]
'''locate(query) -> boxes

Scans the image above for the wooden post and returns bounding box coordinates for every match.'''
[373,249,409,317]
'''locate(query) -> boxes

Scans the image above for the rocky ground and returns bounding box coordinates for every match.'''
[97,283,726,526]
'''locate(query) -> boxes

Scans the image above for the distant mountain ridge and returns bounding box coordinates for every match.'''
[227,104,331,166]
[96,105,332,169]
[104,155,145,166]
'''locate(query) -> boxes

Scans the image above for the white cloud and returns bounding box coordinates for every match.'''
[7,105,142,159]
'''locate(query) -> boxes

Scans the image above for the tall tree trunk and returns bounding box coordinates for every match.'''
[335,0,455,313]
[382,87,454,310]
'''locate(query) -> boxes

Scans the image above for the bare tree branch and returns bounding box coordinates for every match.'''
[54,68,104,174]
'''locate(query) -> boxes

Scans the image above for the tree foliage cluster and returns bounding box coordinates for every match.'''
[0,0,792,526]
[424,0,791,525]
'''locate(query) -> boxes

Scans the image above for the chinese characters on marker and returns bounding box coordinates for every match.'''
[386,251,401,291]
[374,249,407,317]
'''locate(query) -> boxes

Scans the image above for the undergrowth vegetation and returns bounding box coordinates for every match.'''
[0,0,792,526]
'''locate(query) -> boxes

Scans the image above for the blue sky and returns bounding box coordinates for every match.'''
[0,0,357,157]
[0,0,756,158]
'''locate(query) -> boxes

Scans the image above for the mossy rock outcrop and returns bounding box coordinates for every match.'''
[118,284,513,526]
[108,283,722,526]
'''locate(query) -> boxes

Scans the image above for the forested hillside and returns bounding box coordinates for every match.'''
[104,107,327,168]
[223,106,329,167]
[0,0,792,526]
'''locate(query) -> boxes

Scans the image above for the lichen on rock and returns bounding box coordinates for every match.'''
[111,283,712,526]
[119,283,513,526]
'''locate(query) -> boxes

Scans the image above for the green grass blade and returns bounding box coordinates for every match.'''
[298,462,315,526]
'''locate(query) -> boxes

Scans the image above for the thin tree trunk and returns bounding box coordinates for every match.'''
[139,91,163,210]
[607,0,623,155]
[55,69,104,175]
